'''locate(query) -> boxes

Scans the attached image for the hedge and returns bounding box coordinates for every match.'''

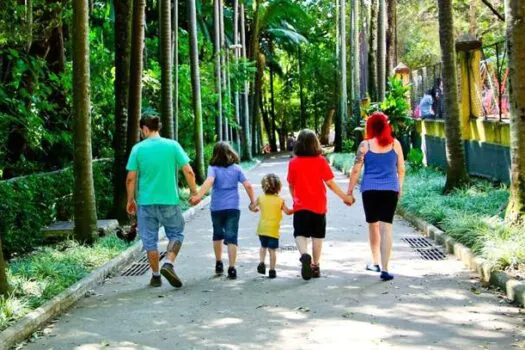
[0,160,113,257]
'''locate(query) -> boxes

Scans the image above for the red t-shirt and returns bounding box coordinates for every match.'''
[287,156,334,214]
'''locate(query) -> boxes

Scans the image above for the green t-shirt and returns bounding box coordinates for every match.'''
[126,136,190,205]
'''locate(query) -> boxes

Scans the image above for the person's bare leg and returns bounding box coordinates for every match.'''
[368,223,381,265]
[213,240,223,262]
[165,241,182,264]
[295,236,308,255]
[228,244,237,267]
[312,238,323,265]
[161,240,183,287]
[147,250,160,273]
[380,222,393,272]
[260,247,267,263]
[269,249,277,270]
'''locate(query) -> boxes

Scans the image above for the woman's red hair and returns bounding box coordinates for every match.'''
[366,112,394,146]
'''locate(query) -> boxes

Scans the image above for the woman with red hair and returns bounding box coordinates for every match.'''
[347,112,405,281]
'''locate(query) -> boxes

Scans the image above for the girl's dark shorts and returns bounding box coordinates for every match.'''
[293,210,326,239]
[362,190,399,224]
[211,209,240,245]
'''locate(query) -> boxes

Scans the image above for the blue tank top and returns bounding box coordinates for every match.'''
[360,142,400,192]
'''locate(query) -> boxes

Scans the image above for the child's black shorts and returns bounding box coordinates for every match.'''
[293,210,326,239]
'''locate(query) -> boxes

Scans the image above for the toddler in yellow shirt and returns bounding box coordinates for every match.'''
[250,173,293,278]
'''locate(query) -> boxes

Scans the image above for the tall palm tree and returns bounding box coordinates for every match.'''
[0,238,8,296]
[113,0,132,222]
[160,0,174,139]
[172,0,179,140]
[213,0,223,140]
[240,3,252,160]
[72,0,97,243]
[220,0,230,141]
[377,0,386,101]
[188,0,205,182]
[233,0,241,152]
[368,0,378,101]
[298,45,306,129]
[385,0,397,79]
[351,0,360,119]
[437,0,469,192]
[335,0,347,152]
[127,0,146,154]
[505,0,525,221]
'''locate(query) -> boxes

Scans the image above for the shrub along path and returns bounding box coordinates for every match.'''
[23,155,524,349]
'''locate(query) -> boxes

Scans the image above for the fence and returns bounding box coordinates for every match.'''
[409,40,509,122]
[477,40,509,121]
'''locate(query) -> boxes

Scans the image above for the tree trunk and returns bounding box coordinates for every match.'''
[233,0,241,152]
[368,0,378,101]
[505,0,525,221]
[351,0,360,119]
[240,4,252,160]
[172,0,179,140]
[377,0,386,101]
[269,62,277,151]
[127,0,146,155]
[251,0,262,156]
[385,0,397,79]
[437,0,469,192]
[219,0,230,141]
[0,238,9,296]
[187,0,205,182]
[113,0,132,223]
[335,0,347,152]
[160,0,174,139]
[321,109,335,145]
[72,0,97,243]
[213,0,223,140]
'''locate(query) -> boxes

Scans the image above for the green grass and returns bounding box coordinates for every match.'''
[1,235,129,331]
[327,153,525,270]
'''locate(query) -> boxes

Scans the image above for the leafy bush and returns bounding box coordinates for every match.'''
[407,148,424,172]
[0,160,113,257]
[1,235,128,331]
[342,139,356,153]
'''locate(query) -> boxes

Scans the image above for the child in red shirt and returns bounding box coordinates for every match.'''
[288,130,355,280]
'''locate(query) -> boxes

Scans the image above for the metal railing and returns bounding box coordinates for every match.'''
[478,40,509,121]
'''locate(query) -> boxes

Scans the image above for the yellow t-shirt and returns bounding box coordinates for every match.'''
[257,194,284,239]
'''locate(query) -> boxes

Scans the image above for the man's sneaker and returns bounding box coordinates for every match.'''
[160,263,183,288]
[299,254,313,280]
[312,264,321,278]
[257,262,266,275]
[150,275,162,287]
[380,271,394,281]
[215,260,224,275]
[268,269,276,279]
[227,266,237,279]
[366,264,381,273]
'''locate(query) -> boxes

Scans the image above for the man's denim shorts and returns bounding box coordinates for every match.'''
[137,205,185,251]
[211,209,240,245]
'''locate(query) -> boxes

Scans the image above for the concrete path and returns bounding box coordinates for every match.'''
[24,155,525,349]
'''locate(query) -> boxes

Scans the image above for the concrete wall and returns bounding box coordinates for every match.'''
[417,119,511,184]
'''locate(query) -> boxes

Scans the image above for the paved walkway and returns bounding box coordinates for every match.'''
[25,155,524,349]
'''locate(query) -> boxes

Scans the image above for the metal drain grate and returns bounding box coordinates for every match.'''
[402,237,446,261]
[415,248,447,261]
[121,252,167,276]
[402,237,433,248]
[280,245,298,251]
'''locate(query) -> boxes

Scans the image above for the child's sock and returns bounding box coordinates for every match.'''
[366,264,381,272]
[152,271,161,277]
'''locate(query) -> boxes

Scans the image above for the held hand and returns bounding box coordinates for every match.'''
[126,200,137,215]
[343,194,355,206]
[189,196,201,206]
[249,202,259,212]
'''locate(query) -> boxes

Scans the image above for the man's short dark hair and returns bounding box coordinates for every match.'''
[293,129,322,157]
[140,115,162,131]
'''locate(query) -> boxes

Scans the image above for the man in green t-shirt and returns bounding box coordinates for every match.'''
[126,115,198,288]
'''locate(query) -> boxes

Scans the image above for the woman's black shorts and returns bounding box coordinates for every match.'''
[362,190,399,224]
[293,210,326,239]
